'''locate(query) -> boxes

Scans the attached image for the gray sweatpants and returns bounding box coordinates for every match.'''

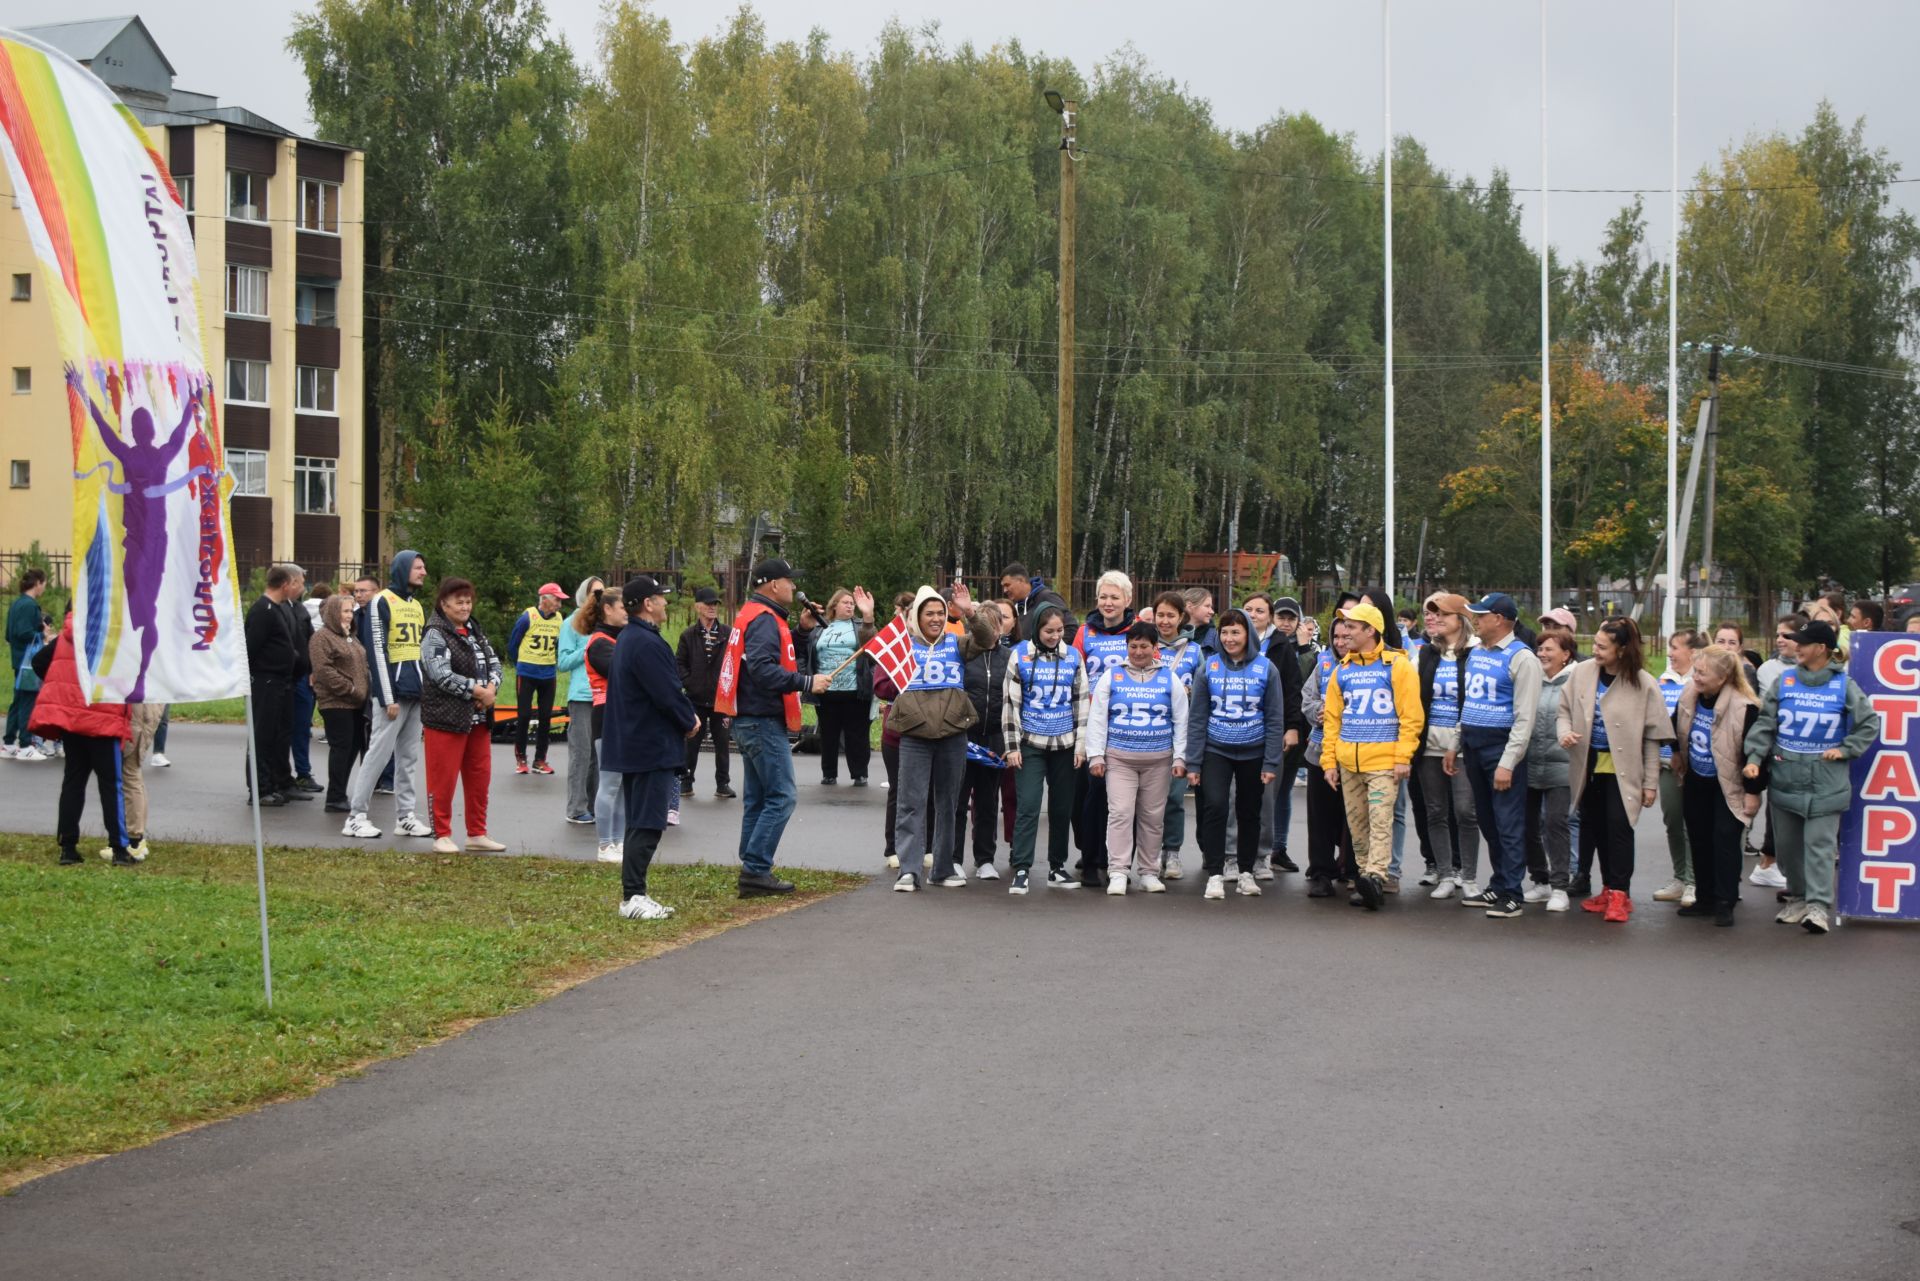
[348,699,424,820]
[1770,806,1839,909]
[566,700,597,818]
[894,733,967,882]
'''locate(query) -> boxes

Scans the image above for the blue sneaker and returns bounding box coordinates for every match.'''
[566,812,595,825]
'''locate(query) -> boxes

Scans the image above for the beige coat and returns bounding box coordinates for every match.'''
[1557,660,1673,825]
[1674,684,1760,822]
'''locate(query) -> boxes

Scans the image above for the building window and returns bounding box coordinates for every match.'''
[295,278,338,327]
[296,366,337,414]
[226,358,269,405]
[227,170,267,223]
[9,460,27,489]
[176,174,194,213]
[226,448,267,497]
[294,456,336,515]
[10,367,29,394]
[10,273,28,301]
[225,264,268,318]
[299,178,340,234]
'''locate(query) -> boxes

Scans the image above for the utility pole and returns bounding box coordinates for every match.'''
[1696,343,1724,632]
[1045,90,1077,602]
[1382,0,1396,597]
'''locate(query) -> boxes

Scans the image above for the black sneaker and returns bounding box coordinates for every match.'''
[1306,875,1334,898]
[1348,890,1367,907]
[292,775,323,793]
[738,870,795,897]
[110,850,138,867]
[1009,869,1031,896]
[1463,888,1502,911]
[1357,874,1385,910]
[58,848,82,865]
[679,779,694,796]
[851,777,869,788]
[1273,851,1300,873]
[715,784,737,799]
[1046,868,1080,889]
[1484,893,1524,918]
[256,792,288,807]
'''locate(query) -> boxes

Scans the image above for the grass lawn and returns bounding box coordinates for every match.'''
[0,834,859,1189]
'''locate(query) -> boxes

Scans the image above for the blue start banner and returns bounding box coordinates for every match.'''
[1837,632,1920,922]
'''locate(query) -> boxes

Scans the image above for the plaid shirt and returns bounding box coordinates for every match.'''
[1001,641,1089,754]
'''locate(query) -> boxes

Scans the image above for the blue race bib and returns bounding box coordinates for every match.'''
[1462,639,1522,728]
[1106,665,1175,753]
[1776,671,1848,754]
[1688,703,1717,775]
[1015,642,1080,739]
[1337,655,1399,744]
[906,632,964,692]
[1205,656,1271,748]
[1429,655,1464,730]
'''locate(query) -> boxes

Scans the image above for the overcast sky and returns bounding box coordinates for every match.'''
[6,1,1915,263]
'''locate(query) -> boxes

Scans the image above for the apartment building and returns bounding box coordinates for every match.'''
[1,15,368,576]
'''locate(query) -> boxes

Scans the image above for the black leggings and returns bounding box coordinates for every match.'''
[1682,772,1745,907]
[320,707,362,806]
[1305,756,1353,879]
[816,697,872,782]
[514,675,556,760]
[58,732,128,854]
[1198,752,1265,877]
[1580,763,1636,891]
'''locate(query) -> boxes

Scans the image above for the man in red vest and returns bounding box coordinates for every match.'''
[715,558,831,895]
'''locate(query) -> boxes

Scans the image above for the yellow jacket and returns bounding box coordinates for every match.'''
[1320,643,1425,774]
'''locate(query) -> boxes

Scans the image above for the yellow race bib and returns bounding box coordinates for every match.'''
[521,607,563,664]
[382,589,425,663]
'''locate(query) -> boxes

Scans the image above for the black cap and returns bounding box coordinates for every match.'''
[751,558,797,586]
[693,586,720,606]
[1790,619,1838,648]
[623,575,670,605]
[1467,592,1519,620]
[1273,596,1302,618]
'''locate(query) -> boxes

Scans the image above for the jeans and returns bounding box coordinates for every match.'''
[895,733,967,882]
[1162,774,1188,857]
[291,675,316,777]
[1269,740,1306,855]
[732,715,796,875]
[1460,726,1528,898]
[1389,779,1409,878]
[683,703,731,787]
[566,700,597,817]
[1011,745,1077,871]
[152,705,169,753]
[1415,754,1480,883]
[595,739,625,847]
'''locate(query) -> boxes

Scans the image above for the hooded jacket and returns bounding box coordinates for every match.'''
[28,620,132,742]
[359,550,426,705]
[1743,662,1880,818]
[886,585,998,741]
[1320,640,1425,774]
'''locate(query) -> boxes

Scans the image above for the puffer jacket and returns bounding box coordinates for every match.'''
[1319,642,1425,774]
[1526,667,1573,789]
[27,620,132,741]
[419,611,503,734]
[886,586,999,741]
[1744,663,1880,817]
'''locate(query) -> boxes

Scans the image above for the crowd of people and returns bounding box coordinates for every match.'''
[7,557,1909,933]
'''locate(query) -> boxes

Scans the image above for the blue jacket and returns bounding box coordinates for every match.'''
[599,619,699,774]
[557,608,591,703]
[358,550,424,704]
[732,592,807,719]
[506,606,561,681]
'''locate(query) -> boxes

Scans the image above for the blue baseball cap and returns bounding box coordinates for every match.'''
[1466,592,1519,620]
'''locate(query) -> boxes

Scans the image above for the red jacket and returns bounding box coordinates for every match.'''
[28,620,132,742]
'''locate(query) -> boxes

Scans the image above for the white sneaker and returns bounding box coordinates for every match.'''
[149,752,171,768]
[885,854,900,871]
[465,836,506,853]
[1455,880,1481,903]
[342,813,382,839]
[1750,863,1788,889]
[597,843,621,863]
[1224,858,1239,878]
[1162,856,1185,880]
[923,853,934,871]
[1237,872,1262,897]
[99,840,150,862]
[948,864,968,883]
[1106,873,1128,896]
[666,809,681,827]
[619,894,673,920]
[396,815,433,838]
[1775,898,1809,925]
[1203,874,1226,900]
[1417,868,1441,887]
[1523,882,1553,903]
[15,745,46,762]
[0,744,15,758]
[1652,879,1686,902]
[1429,876,1459,900]
[939,873,968,888]
[894,873,918,892]
[432,836,459,854]
[1679,883,1697,906]
[1253,855,1275,881]
[1141,873,1167,893]
[976,864,1000,881]
[1546,889,1571,912]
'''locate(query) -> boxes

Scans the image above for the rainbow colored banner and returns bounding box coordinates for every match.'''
[0,29,245,703]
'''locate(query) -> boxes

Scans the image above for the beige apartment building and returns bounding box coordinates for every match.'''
[1,15,368,579]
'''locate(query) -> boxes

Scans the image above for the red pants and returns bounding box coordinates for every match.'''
[425,725,492,838]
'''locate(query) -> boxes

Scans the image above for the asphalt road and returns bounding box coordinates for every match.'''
[4,725,1918,1279]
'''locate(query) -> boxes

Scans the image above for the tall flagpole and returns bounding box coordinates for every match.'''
[1663,0,1680,639]
[241,691,275,1007]
[1383,0,1395,596]
[1540,0,1552,618]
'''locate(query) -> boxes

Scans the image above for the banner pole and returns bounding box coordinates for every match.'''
[241,690,275,1008]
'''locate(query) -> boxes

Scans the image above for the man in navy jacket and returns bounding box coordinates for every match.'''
[600,575,700,920]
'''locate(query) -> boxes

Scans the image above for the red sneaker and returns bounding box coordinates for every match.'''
[1603,890,1632,923]
[514,758,530,775]
[1581,889,1609,913]
[531,760,554,775]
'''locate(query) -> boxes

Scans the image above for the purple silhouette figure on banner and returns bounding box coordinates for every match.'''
[75,371,200,702]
